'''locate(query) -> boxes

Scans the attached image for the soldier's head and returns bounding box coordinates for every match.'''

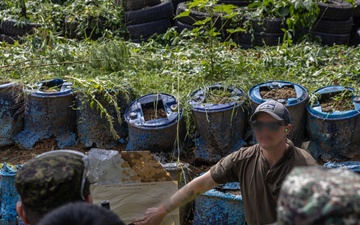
[277,166,360,225]
[38,202,125,225]
[15,150,92,225]
[250,100,292,150]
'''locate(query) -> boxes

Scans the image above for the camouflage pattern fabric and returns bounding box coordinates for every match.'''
[277,166,360,225]
[15,153,84,213]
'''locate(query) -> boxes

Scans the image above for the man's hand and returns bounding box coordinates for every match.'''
[133,205,168,225]
[133,171,217,225]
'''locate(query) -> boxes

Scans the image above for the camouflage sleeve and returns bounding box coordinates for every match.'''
[277,167,360,224]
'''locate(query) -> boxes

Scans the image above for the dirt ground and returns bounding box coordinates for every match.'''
[0,139,211,179]
[0,138,125,165]
[143,107,168,121]
[320,95,354,112]
[260,86,297,100]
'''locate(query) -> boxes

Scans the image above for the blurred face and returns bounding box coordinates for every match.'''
[252,113,290,150]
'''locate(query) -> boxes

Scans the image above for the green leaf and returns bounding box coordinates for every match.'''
[175,10,190,19]
[226,27,246,34]
[278,6,290,16]
[193,17,211,25]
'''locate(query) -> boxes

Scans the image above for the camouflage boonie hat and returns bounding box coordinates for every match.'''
[15,151,85,214]
[277,166,360,225]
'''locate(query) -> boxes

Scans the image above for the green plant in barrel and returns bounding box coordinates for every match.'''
[176,0,242,79]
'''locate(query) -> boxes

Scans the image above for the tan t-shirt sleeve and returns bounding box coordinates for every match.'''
[210,150,244,184]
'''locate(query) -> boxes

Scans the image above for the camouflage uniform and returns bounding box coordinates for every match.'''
[15,152,86,214]
[277,166,360,225]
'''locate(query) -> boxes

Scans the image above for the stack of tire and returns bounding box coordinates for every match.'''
[218,0,249,7]
[124,0,174,43]
[0,19,40,44]
[64,16,105,40]
[311,0,355,45]
[171,0,186,13]
[233,17,285,49]
[350,0,360,45]
[174,2,225,34]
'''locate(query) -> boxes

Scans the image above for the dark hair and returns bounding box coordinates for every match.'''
[38,202,125,225]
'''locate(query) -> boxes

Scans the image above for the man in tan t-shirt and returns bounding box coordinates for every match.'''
[134,100,317,225]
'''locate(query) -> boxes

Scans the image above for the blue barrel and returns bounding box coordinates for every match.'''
[194,182,245,225]
[0,163,18,225]
[0,83,24,147]
[125,93,185,152]
[306,86,360,161]
[76,90,130,148]
[189,84,247,163]
[324,161,360,174]
[248,81,308,147]
[14,79,77,149]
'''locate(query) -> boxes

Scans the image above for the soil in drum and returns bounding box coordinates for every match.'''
[320,92,354,112]
[40,85,61,92]
[260,86,297,100]
[143,108,167,121]
[205,88,243,104]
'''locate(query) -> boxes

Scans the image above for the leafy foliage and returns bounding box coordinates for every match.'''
[0,0,359,142]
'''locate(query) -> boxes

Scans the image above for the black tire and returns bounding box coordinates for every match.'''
[176,2,222,29]
[354,0,360,17]
[125,0,174,25]
[313,17,354,34]
[0,34,20,44]
[218,0,249,7]
[250,17,285,33]
[234,32,283,46]
[350,28,360,45]
[176,2,208,25]
[172,0,186,12]
[0,19,40,36]
[123,0,161,11]
[312,31,351,45]
[318,0,353,21]
[127,18,172,39]
[174,19,195,32]
[64,17,104,40]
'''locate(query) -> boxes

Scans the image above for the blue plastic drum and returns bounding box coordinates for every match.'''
[0,83,23,147]
[125,93,185,152]
[306,86,360,161]
[189,84,247,163]
[249,81,309,147]
[14,79,76,149]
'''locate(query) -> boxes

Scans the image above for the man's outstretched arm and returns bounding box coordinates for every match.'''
[133,171,218,225]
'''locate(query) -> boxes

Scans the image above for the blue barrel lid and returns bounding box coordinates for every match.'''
[0,163,17,177]
[248,80,308,106]
[306,86,360,120]
[324,161,360,174]
[0,82,16,89]
[125,93,182,128]
[189,84,246,112]
[31,79,73,97]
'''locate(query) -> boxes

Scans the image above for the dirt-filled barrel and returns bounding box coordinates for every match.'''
[248,81,308,147]
[0,82,23,147]
[76,90,130,149]
[189,84,247,163]
[125,93,185,152]
[14,79,76,149]
[306,85,360,161]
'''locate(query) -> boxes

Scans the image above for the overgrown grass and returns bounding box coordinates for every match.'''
[1,27,359,137]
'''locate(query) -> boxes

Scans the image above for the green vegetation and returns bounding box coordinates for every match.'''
[0,0,359,138]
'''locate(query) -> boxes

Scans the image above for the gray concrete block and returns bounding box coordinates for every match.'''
[88,148,141,184]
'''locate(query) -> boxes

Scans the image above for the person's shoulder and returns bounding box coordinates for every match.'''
[230,144,259,161]
[293,147,318,166]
